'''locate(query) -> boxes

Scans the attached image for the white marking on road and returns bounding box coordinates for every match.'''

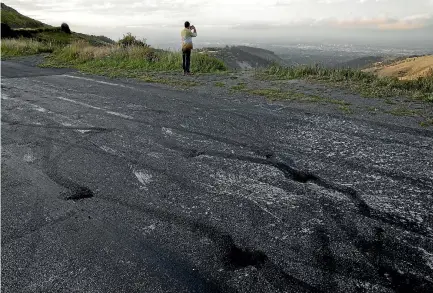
[2,95,49,113]
[99,145,117,155]
[106,111,134,119]
[61,74,131,88]
[56,96,103,110]
[2,96,101,135]
[34,106,47,112]
[133,170,153,190]
[55,96,133,119]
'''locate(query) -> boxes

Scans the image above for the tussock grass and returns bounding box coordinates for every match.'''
[258,65,433,103]
[1,38,57,57]
[43,41,227,75]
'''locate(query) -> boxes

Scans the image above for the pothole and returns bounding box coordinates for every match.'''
[63,186,94,201]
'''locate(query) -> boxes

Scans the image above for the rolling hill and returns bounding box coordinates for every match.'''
[1,2,115,46]
[364,55,433,80]
[1,2,49,28]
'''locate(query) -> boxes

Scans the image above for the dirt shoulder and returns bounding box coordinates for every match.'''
[147,70,433,130]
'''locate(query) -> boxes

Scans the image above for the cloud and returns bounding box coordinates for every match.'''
[328,13,432,30]
[6,0,433,33]
[377,22,425,30]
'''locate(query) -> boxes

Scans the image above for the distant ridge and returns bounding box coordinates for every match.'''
[198,45,287,70]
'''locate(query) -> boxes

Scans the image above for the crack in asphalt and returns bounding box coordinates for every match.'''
[94,195,324,293]
[31,130,432,291]
[174,145,432,237]
[22,130,321,291]
[321,198,433,292]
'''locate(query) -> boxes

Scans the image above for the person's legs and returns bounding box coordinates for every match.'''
[182,49,187,73]
[185,49,191,73]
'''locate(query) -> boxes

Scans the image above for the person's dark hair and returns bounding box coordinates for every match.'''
[184,21,190,28]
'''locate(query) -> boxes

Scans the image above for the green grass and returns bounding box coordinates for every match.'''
[230,85,352,110]
[40,41,227,83]
[247,88,287,100]
[1,4,48,28]
[384,98,396,105]
[1,38,58,57]
[386,107,419,117]
[35,30,76,45]
[338,105,353,114]
[230,82,247,91]
[425,94,433,103]
[214,82,225,87]
[257,65,433,103]
[420,118,433,127]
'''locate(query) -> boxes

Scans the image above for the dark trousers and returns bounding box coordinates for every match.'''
[182,49,191,73]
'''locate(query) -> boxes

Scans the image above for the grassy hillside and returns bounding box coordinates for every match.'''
[364,55,433,80]
[1,3,48,28]
[1,3,115,47]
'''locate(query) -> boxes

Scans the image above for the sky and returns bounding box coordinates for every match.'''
[6,0,433,47]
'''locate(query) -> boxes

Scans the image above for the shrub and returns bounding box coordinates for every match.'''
[61,23,71,34]
[118,32,148,47]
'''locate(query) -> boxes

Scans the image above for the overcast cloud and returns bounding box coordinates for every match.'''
[5,0,433,46]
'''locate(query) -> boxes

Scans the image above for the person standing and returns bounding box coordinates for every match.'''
[181,21,197,75]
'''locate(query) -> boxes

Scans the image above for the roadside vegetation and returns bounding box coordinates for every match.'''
[229,82,354,114]
[1,38,57,56]
[2,31,227,79]
[41,33,227,77]
[257,64,433,103]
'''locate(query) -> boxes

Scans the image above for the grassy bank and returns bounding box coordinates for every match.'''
[1,38,57,57]
[42,41,227,76]
[258,65,433,103]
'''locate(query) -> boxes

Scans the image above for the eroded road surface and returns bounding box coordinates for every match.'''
[1,60,433,293]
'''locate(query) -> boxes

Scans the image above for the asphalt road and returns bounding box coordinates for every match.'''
[1,60,433,293]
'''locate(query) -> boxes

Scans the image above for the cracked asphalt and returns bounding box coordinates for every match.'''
[1,59,433,293]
